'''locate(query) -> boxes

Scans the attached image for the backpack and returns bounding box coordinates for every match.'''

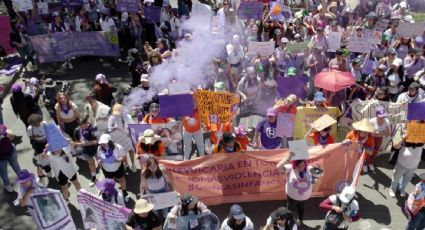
[324,196,354,229]
[0,136,14,159]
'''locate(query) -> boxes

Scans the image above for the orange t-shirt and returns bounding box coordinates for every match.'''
[142,114,171,124]
[236,136,250,150]
[183,110,201,133]
[345,130,375,152]
[136,141,165,157]
[207,121,233,145]
[309,132,335,145]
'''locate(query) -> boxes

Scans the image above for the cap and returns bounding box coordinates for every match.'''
[29,77,38,86]
[355,26,363,31]
[274,29,282,35]
[352,58,361,65]
[391,58,403,67]
[214,81,225,90]
[52,11,60,17]
[11,83,22,93]
[409,82,421,89]
[99,134,111,144]
[181,193,198,206]
[112,104,123,116]
[232,35,240,43]
[335,49,344,56]
[387,48,397,55]
[352,118,374,132]
[339,186,356,203]
[287,67,297,76]
[313,91,326,102]
[121,12,129,22]
[281,37,289,43]
[266,107,277,116]
[149,103,159,111]
[230,204,245,220]
[17,169,35,184]
[330,20,337,26]
[271,207,293,222]
[366,12,377,18]
[294,33,301,39]
[96,178,116,196]
[375,105,387,118]
[286,94,298,104]
[140,74,149,82]
[399,1,407,8]
[95,73,108,84]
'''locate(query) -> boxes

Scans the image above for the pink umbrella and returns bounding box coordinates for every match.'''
[314,70,356,92]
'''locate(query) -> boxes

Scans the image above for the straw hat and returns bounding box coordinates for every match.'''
[352,118,374,133]
[286,94,297,104]
[134,199,154,214]
[112,104,123,116]
[138,129,161,145]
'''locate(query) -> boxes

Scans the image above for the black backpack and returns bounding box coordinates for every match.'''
[324,196,354,229]
[0,136,13,159]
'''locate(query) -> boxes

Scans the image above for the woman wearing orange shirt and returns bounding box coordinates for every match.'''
[306,126,335,146]
[234,126,250,151]
[345,118,375,158]
[182,109,205,160]
[207,121,234,145]
[142,103,173,124]
[136,129,166,168]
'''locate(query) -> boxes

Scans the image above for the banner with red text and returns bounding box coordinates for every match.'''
[161,142,359,205]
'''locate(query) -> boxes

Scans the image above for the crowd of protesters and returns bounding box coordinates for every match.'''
[2,0,425,229]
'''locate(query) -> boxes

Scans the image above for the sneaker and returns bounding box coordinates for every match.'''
[89,180,96,187]
[362,165,368,173]
[131,164,137,172]
[5,184,14,192]
[369,164,375,171]
[68,62,73,69]
[400,191,407,197]
[389,190,396,198]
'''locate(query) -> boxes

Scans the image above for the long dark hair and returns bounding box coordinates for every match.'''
[386,65,405,83]
[100,140,116,151]
[140,141,161,153]
[227,216,246,230]
[143,156,163,179]
[181,202,198,216]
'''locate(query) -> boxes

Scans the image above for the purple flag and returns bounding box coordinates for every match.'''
[408,102,425,120]
[276,76,309,99]
[128,124,151,148]
[117,0,140,13]
[237,1,263,20]
[30,31,120,63]
[144,6,161,23]
[159,94,194,118]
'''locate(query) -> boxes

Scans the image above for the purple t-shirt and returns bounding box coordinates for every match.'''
[256,119,282,149]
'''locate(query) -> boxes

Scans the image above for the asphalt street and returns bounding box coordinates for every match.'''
[0,58,423,230]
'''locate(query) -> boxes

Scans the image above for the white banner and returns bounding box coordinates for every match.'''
[247,41,275,56]
[77,189,131,230]
[29,189,76,230]
[327,32,342,52]
[348,36,373,53]
[12,0,33,12]
[398,21,425,38]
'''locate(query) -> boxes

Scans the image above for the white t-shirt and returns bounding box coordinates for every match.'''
[220,216,254,230]
[284,164,313,201]
[97,144,126,172]
[398,146,423,169]
[266,217,298,230]
[55,102,78,120]
[100,17,116,32]
[369,117,391,134]
[27,121,48,141]
[48,147,79,180]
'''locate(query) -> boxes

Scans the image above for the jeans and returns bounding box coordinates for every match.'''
[390,162,416,193]
[0,147,21,186]
[406,211,425,230]
[183,130,205,160]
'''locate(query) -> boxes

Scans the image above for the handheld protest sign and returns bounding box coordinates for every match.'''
[311,114,337,132]
[288,139,309,160]
[406,122,425,143]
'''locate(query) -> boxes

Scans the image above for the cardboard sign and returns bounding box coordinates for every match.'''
[407,103,425,120]
[406,122,425,143]
[363,29,382,45]
[237,0,263,20]
[398,21,425,38]
[287,41,309,53]
[44,123,69,151]
[311,114,337,132]
[288,139,309,160]
[37,1,49,14]
[247,41,275,56]
[194,90,240,124]
[142,191,180,210]
[77,189,131,230]
[159,94,194,117]
[276,113,296,137]
[29,189,76,230]
[348,36,373,53]
[327,32,342,52]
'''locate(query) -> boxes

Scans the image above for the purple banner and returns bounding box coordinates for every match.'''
[60,0,83,8]
[159,94,194,118]
[128,124,151,149]
[144,6,161,23]
[408,102,425,120]
[30,31,120,63]
[237,0,263,20]
[117,0,140,13]
[277,76,309,99]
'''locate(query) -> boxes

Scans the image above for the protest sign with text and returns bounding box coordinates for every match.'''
[398,21,425,38]
[287,41,309,53]
[30,31,120,63]
[142,191,180,210]
[194,90,240,124]
[407,102,425,120]
[327,32,342,52]
[363,29,382,45]
[406,122,425,143]
[144,6,161,23]
[247,41,275,56]
[237,0,263,20]
[161,142,359,205]
[116,0,140,12]
[276,112,296,137]
[348,36,373,53]
[12,0,33,12]
[29,189,76,230]
[77,189,131,230]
